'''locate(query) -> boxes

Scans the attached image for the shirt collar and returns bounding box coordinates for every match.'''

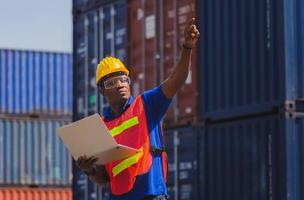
[103,96,134,120]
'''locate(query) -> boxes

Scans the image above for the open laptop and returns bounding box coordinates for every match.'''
[57,113,139,165]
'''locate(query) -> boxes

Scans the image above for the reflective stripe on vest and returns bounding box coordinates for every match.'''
[110,116,139,137]
[112,147,144,176]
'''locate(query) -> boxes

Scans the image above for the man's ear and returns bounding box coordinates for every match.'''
[99,87,105,95]
[97,82,104,95]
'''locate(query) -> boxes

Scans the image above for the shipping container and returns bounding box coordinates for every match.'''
[73,0,95,12]
[165,126,201,200]
[72,1,127,198]
[127,0,199,124]
[0,49,72,117]
[73,0,127,121]
[0,187,72,200]
[164,112,304,200]
[72,161,110,200]
[198,0,304,120]
[73,0,112,13]
[202,114,304,200]
[0,118,72,186]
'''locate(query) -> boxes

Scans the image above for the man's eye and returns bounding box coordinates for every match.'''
[121,77,128,82]
[107,80,115,86]
[108,80,116,86]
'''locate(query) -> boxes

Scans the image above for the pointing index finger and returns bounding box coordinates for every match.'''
[188,17,196,26]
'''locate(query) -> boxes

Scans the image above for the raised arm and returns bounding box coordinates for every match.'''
[161,18,200,99]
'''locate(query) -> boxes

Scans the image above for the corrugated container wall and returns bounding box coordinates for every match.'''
[0,118,72,186]
[72,1,127,199]
[202,114,304,200]
[165,127,201,200]
[0,187,72,200]
[73,0,96,11]
[73,0,113,12]
[163,113,304,200]
[72,161,110,200]
[0,49,72,118]
[127,0,198,124]
[198,0,304,120]
[73,0,127,121]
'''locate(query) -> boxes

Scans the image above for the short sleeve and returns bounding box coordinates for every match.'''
[141,85,172,130]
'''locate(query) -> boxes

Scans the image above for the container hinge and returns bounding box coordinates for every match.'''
[285,99,304,118]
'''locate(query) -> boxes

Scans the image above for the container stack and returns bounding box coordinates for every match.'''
[0,49,73,199]
[166,0,304,199]
[73,0,127,198]
[127,0,199,124]
[194,0,304,199]
[73,0,304,200]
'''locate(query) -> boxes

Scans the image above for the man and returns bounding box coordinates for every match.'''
[77,18,200,200]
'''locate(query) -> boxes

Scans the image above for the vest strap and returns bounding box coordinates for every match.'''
[150,146,166,156]
[112,147,144,176]
[110,116,139,137]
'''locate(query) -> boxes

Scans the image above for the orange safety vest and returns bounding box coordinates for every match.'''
[103,96,167,195]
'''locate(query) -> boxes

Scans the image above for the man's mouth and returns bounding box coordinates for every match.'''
[117,89,127,95]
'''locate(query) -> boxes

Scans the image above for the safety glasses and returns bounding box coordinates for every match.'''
[101,75,131,89]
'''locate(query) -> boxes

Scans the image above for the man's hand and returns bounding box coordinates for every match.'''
[183,18,200,49]
[77,156,109,186]
[76,155,98,175]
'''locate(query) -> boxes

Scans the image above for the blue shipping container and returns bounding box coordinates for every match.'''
[165,127,201,200]
[71,113,304,200]
[202,114,304,200]
[0,118,72,186]
[0,49,72,117]
[72,161,110,200]
[72,1,127,199]
[165,114,304,200]
[73,0,126,120]
[73,0,100,12]
[198,0,304,120]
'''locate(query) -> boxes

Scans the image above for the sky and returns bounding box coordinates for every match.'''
[0,0,72,52]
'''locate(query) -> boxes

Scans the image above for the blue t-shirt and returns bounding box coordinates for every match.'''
[103,86,172,200]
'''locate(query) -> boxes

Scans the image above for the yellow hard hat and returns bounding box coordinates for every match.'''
[96,57,129,84]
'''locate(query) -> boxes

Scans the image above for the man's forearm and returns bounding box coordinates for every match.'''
[162,47,192,99]
[171,48,192,89]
